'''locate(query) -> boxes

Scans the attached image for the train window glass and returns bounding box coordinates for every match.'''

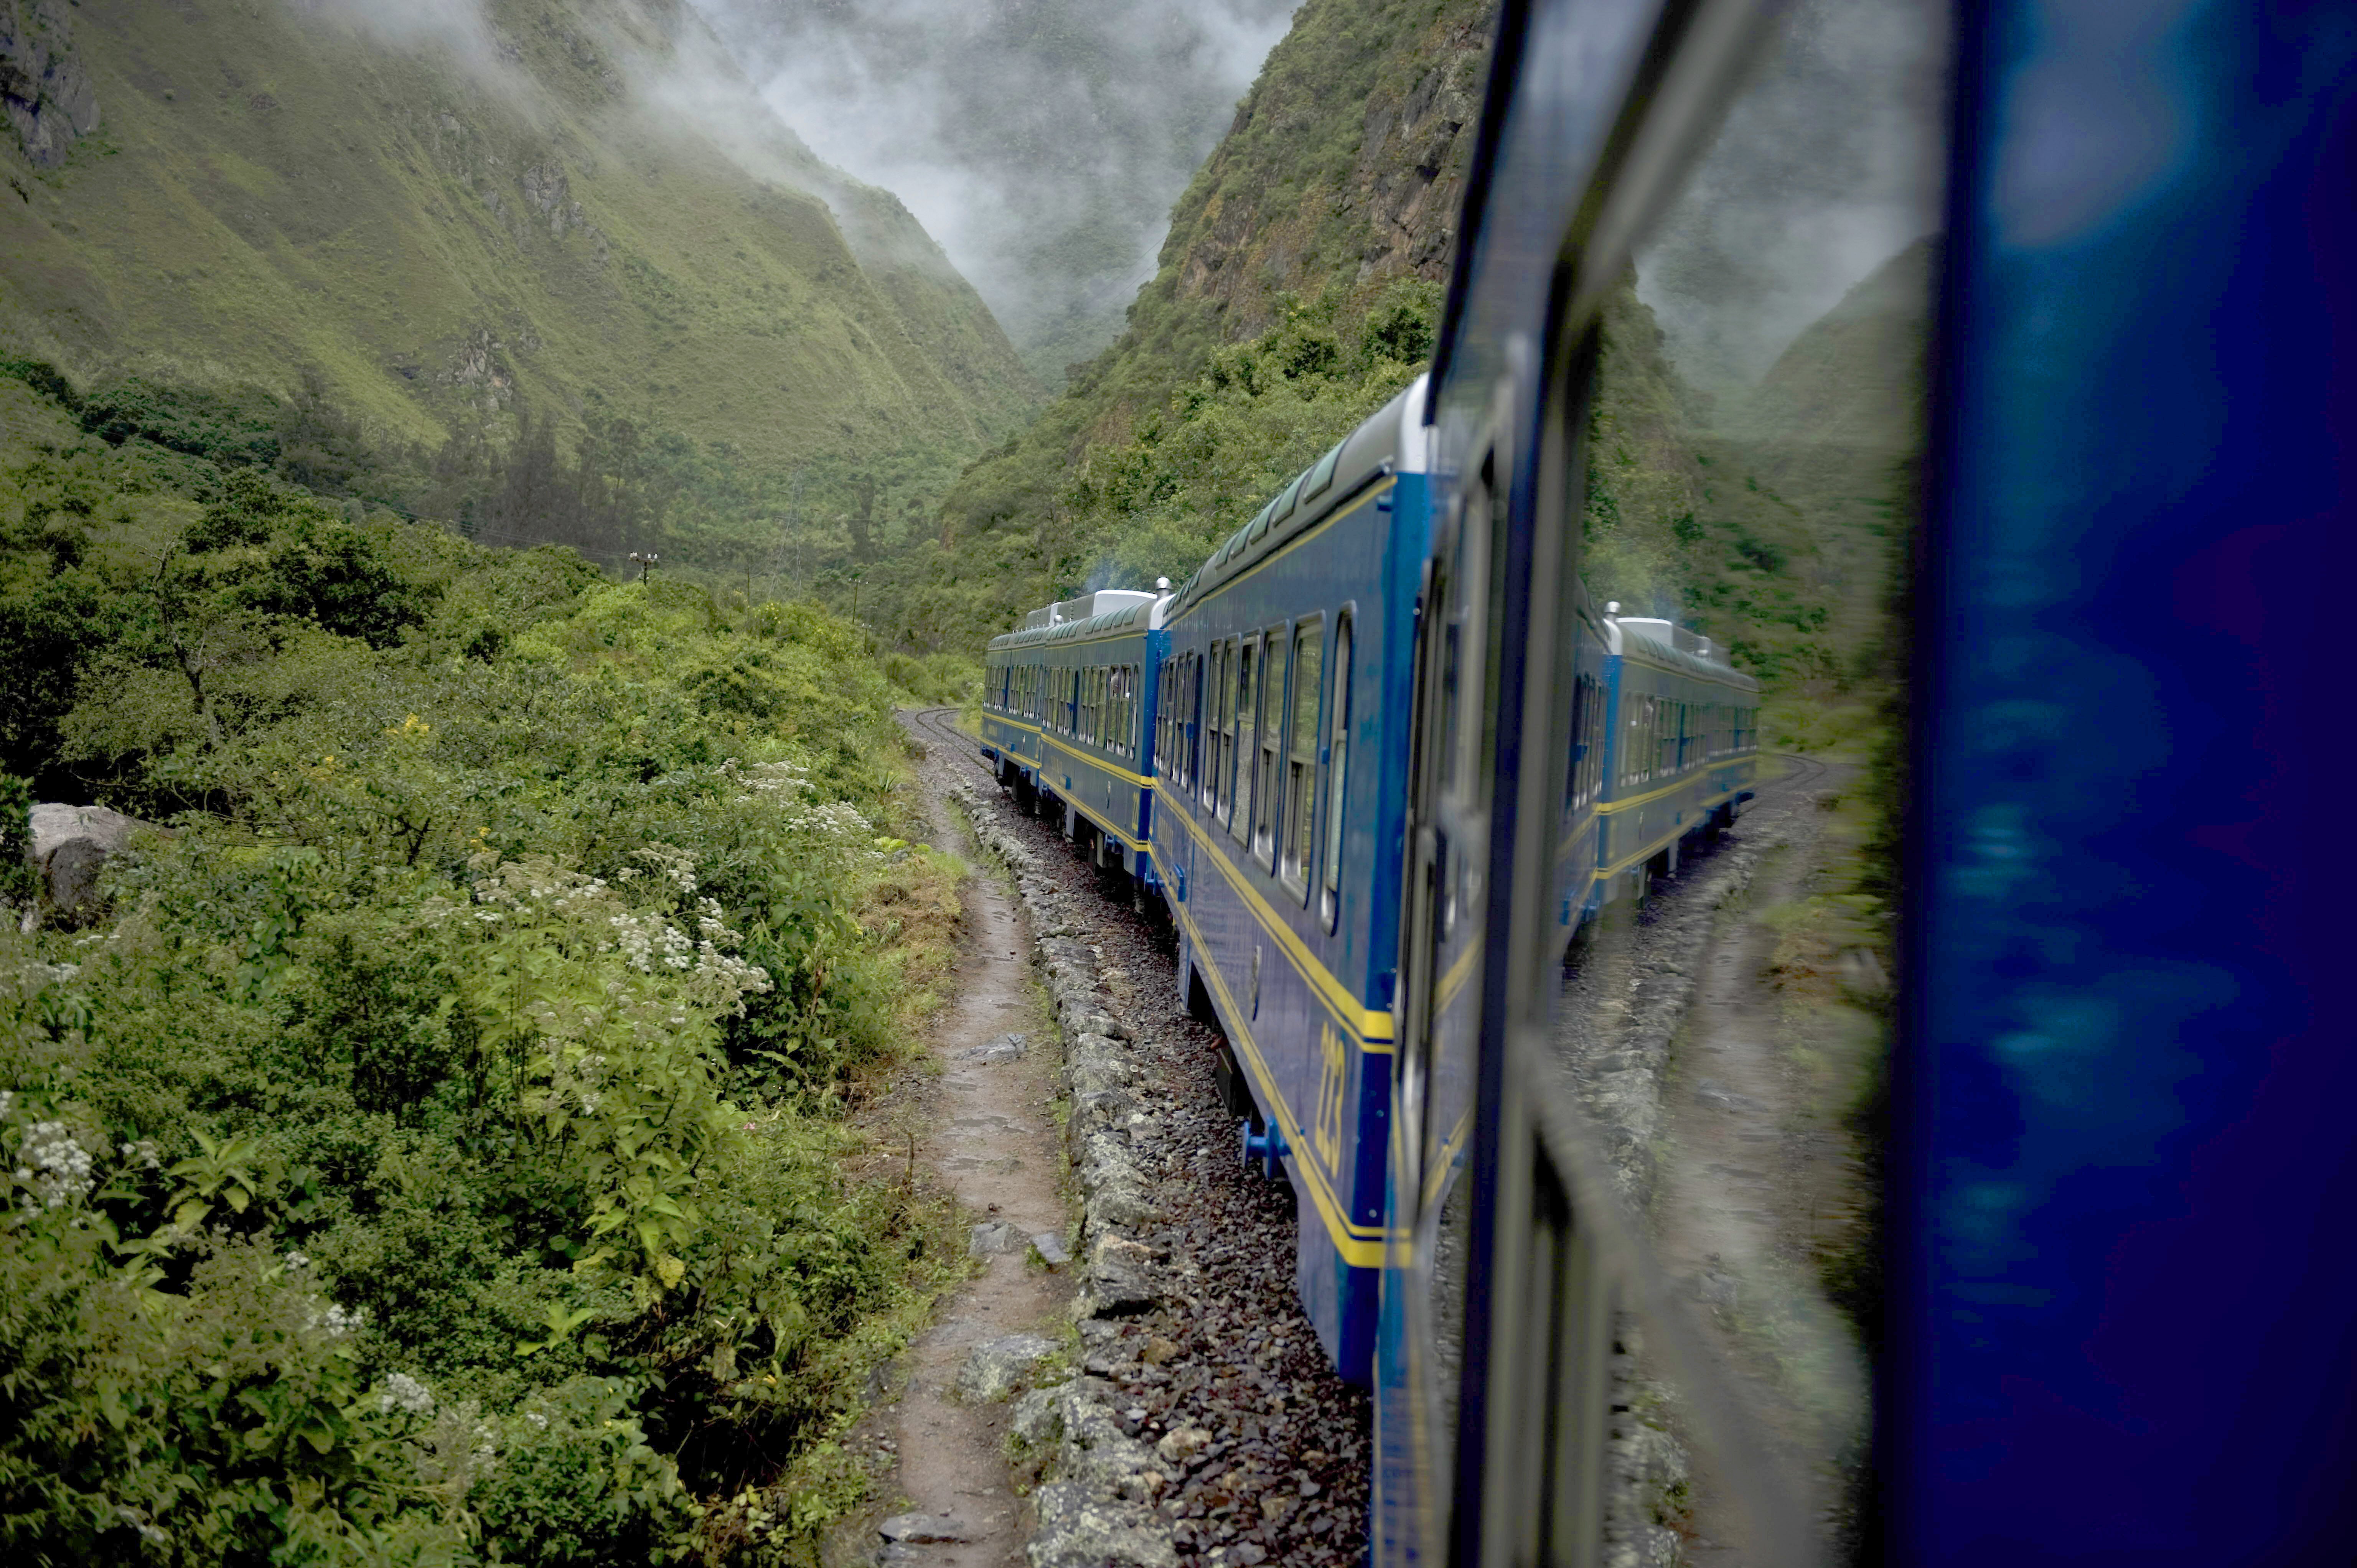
[1218,642,1235,819]
[1565,676,1590,814]
[1187,654,1203,792]
[1535,3,1948,1544]
[1321,614,1352,932]
[1254,632,1285,870]
[1207,646,1225,809]
[1282,618,1324,899]
[1232,636,1261,842]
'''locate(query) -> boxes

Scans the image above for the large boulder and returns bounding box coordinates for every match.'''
[27,804,161,922]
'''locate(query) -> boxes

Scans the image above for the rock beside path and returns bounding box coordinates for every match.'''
[25,803,164,923]
[879,1511,970,1543]
[957,1333,1060,1403]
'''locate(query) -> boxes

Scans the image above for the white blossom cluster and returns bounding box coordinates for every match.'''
[723,758,809,804]
[379,1371,435,1416]
[304,1300,367,1338]
[119,1139,160,1171]
[633,845,701,895]
[719,758,873,841]
[18,1120,94,1209]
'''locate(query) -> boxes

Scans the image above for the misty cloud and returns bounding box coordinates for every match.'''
[687,0,1294,378]
[1635,0,1949,403]
[294,0,526,91]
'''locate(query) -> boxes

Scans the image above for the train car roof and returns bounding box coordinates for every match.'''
[1611,625,1761,690]
[987,593,1171,652]
[1164,374,1433,618]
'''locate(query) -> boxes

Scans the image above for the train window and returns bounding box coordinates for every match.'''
[1207,645,1226,810]
[1254,634,1284,870]
[1192,653,1207,792]
[1282,618,1324,899]
[1232,636,1262,843]
[1321,614,1352,932]
[1565,675,1589,813]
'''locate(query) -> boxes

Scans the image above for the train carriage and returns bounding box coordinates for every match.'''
[1589,610,1759,905]
[1147,377,1436,1384]
[982,590,1169,881]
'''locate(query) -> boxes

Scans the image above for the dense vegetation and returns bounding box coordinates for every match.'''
[0,365,969,1564]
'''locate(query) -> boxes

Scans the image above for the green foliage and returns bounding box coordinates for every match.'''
[77,377,285,471]
[0,775,32,910]
[0,371,966,1560]
[867,278,1441,650]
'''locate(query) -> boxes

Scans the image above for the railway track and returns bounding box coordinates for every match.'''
[1758,749,1832,797]
[908,705,993,775]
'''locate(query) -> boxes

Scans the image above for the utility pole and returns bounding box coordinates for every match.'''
[628,551,660,581]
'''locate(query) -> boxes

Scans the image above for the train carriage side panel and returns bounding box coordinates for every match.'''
[1150,379,1432,1382]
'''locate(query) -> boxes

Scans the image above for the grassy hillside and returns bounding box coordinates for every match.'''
[0,355,972,1565]
[858,0,1500,650]
[0,0,1037,500]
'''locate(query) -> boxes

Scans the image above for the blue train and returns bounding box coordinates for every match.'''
[991,0,2357,1559]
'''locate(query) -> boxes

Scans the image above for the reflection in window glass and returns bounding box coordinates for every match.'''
[1231,637,1258,840]
[1548,0,1947,1554]
[1283,619,1324,898]
[1322,617,1352,931]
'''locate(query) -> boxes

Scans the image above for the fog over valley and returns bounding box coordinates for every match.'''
[689,0,1296,383]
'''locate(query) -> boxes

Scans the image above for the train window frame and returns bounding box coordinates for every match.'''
[1281,615,1325,901]
[1321,610,1354,933]
[1216,636,1235,811]
[1253,629,1286,871]
[1192,652,1207,793]
[1232,634,1262,844]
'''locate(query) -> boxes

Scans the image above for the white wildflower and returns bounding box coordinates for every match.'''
[379,1372,435,1417]
[0,1089,14,1120]
[22,1121,94,1209]
[524,1411,550,1431]
[323,1303,368,1338]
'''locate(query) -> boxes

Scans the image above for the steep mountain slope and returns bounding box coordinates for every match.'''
[692,0,1296,386]
[0,0,1035,477]
[863,0,1498,648]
